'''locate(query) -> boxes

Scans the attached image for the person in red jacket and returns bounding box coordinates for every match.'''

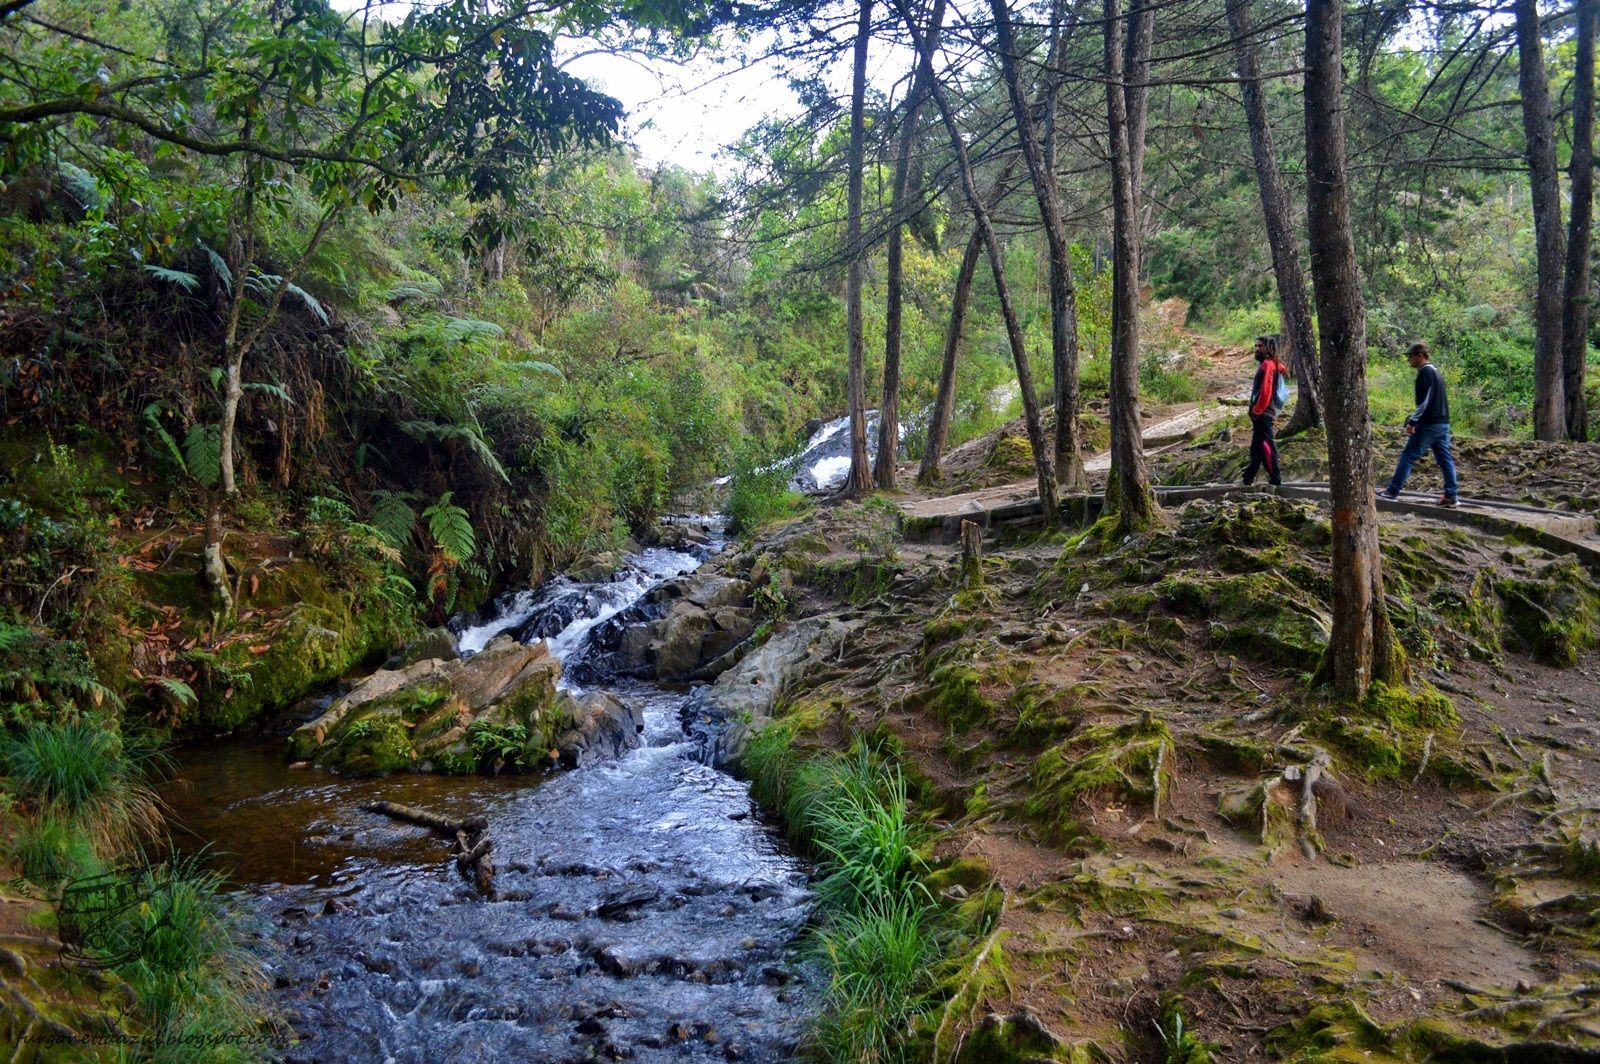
[1242,335,1286,487]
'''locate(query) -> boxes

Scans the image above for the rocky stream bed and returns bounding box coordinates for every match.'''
[169,521,818,1063]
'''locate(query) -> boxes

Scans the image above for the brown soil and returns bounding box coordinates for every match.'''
[729,474,1600,1059]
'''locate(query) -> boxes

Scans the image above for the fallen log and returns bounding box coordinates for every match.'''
[363,800,495,896]
[361,800,486,838]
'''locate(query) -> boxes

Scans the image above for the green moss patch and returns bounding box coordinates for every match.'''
[1157,569,1331,671]
[925,661,994,731]
[1497,558,1600,666]
[1024,714,1174,846]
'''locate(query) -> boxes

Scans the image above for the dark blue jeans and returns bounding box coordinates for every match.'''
[1385,422,1458,498]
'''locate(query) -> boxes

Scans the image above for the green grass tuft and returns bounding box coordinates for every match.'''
[0,719,164,855]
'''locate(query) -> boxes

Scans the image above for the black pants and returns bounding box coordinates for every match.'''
[1243,413,1280,486]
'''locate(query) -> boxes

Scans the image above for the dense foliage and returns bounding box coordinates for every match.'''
[1,0,1597,1053]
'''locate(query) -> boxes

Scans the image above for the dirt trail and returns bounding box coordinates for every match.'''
[899,404,1600,561]
[729,454,1600,1057]
[899,399,1245,521]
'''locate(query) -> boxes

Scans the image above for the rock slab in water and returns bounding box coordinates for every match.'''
[287,636,642,775]
[683,616,856,767]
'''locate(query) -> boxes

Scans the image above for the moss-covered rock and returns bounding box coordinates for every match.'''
[289,637,637,776]
[1008,681,1081,746]
[987,435,1037,477]
[1497,557,1600,666]
[190,559,415,732]
[1432,568,1505,662]
[925,660,993,730]
[1192,730,1270,774]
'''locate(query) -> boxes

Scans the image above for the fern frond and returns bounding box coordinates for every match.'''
[141,402,187,473]
[243,381,296,405]
[422,492,475,564]
[505,360,565,379]
[154,678,198,708]
[378,572,417,606]
[201,243,233,294]
[183,425,222,488]
[54,161,102,210]
[142,265,200,292]
[0,621,34,653]
[397,419,509,483]
[367,490,417,550]
[384,274,443,303]
[286,282,330,324]
[440,317,504,345]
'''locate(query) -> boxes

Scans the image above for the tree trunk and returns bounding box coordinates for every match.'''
[846,0,875,495]
[217,353,244,496]
[1104,0,1156,532]
[1564,0,1596,442]
[1515,0,1567,441]
[1225,0,1322,434]
[362,801,489,838]
[879,0,948,490]
[894,0,1059,524]
[991,0,1087,490]
[1123,0,1154,192]
[201,500,233,618]
[918,224,984,484]
[1304,0,1400,697]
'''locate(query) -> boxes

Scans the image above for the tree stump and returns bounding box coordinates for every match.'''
[960,520,984,587]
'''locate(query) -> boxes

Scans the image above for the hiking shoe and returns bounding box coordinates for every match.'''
[1437,494,1459,508]
[1376,489,1400,501]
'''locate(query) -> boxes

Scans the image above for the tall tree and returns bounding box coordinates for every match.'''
[1224,0,1322,434]
[917,226,985,484]
[991,0,1088,490]
[1564,0,1597,441]
[1515,0,1568,440]
[919,160,1021,484]
[846,0,876,495]
[1104,0,1157,530]
[893,0,1060,523]
[878,0,949,489]
[1304,0,1400,696]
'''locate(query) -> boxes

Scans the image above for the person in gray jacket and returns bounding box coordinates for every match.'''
[1377,342,1459,507]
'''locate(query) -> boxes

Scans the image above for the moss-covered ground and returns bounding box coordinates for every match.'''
[716,484,1600,1061]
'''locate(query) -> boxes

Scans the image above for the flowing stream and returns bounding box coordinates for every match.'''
[169,527,814,1063]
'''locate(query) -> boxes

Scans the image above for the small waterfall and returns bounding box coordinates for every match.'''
[453,547,705,663]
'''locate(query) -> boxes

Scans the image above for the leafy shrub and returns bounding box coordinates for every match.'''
[726,445,808,536]
[8,813,100,882]
[1140,349,1202,404]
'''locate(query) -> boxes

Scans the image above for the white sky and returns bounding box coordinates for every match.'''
[561,48,801,172]
[330,1,826,172]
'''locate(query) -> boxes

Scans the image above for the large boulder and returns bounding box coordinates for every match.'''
[681,617,856,767]
[288,636,643,775]
[391,626,459,668]
[616,572,756,680]
[556,692,643,768]
[647,522,715,553]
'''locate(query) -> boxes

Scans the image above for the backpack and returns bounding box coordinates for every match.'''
[1272,362,1290,409]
